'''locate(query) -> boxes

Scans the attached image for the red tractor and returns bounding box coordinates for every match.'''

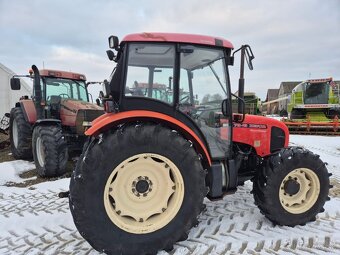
[69,33,331,255]
[10,67,104,177]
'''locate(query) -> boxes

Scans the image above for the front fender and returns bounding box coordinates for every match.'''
[86,110,212,166]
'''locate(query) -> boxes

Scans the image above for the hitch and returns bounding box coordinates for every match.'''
[58,191,69,198]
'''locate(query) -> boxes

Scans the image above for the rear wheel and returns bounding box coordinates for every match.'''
[70,123,206,255]
[253,147,330,226]
[32,125,68,177]
[9,107,32,159]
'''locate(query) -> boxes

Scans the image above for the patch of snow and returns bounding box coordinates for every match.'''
[0,160,35,185]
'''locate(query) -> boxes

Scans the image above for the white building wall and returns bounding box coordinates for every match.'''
[0,63,32,118]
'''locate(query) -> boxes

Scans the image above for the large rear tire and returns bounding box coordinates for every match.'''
[32,125,68,177]
[69,123,206,255]
[9,107,32,159]
[253,147,330,226]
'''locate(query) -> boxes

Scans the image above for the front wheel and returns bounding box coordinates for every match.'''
[32,125,68,177]
[253,147,330,226]
[69,123,206,255]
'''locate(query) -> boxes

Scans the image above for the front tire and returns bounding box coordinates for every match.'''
[253,147,330,226]
[69,123,206,255]
[9,107,32,159]
[32,125,68,177]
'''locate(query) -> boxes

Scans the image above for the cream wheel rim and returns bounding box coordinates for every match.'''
[279,168,320,214]
[103,153,184,234]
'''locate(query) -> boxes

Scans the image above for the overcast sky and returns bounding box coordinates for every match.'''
[1,0,339,99]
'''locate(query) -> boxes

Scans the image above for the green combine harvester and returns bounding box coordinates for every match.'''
[284,78,340,135]
[232,92,261,115]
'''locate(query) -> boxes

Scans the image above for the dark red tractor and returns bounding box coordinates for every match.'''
[10,67,104,177]
[69,33,331,255]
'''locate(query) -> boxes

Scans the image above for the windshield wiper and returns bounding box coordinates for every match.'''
[208,64,227,96]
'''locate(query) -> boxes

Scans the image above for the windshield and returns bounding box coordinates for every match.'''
[304,82,329,104]
[44,78,88,102]
[179,46,228,109]
[125,43,175,104]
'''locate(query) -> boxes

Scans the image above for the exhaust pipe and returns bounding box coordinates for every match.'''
[31,65,43,119]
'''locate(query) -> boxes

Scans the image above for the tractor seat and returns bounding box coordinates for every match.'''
[49,95,61,113]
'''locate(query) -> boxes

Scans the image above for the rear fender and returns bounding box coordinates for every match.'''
[18,100,37,124]
[86,110,212,166]
[34,119,61,128]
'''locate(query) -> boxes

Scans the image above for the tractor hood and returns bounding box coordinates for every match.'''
[233,114,289,157]
[59,99,104,133]
[60,99,103,112]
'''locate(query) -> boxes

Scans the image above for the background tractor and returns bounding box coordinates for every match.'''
[69,33,331,255]
[10,67,104,177]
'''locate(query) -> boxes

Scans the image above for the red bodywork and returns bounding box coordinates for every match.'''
[232,115,289,157]
[20,98,102,126]
[19,100,37,124]
[86,111,290,164]
[39,69,86,81]
[59,99,102,126]
[122,32,234,49]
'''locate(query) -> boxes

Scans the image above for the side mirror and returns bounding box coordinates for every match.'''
[244,46,254,70]
[108,35,119,50]
[10,77,21,90]
[106,50,115,61]
[221,98,230,116]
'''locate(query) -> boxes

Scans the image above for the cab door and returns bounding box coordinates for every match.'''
[178,45,232,160]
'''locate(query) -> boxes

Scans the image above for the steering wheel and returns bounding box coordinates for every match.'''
[59,93,70,98]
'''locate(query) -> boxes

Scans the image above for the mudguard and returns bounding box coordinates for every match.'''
[85,110,212,165]
[18,100,37,124]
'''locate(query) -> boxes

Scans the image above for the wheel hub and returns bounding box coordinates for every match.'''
[284,179,300,195]
[279,168,320,214]
[103,153,184,234]
[133,176,152,196]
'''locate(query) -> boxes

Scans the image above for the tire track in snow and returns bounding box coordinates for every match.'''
[0,190,68,218]
[1,184,340,254]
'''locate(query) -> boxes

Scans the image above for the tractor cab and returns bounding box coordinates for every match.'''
[37,69,90,119]
[105,33,237,160]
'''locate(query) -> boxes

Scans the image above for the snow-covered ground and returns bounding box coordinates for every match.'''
[0,135,340,255]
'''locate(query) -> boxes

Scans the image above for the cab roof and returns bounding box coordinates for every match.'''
[39,69,86,81]
[122,32,234,49]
